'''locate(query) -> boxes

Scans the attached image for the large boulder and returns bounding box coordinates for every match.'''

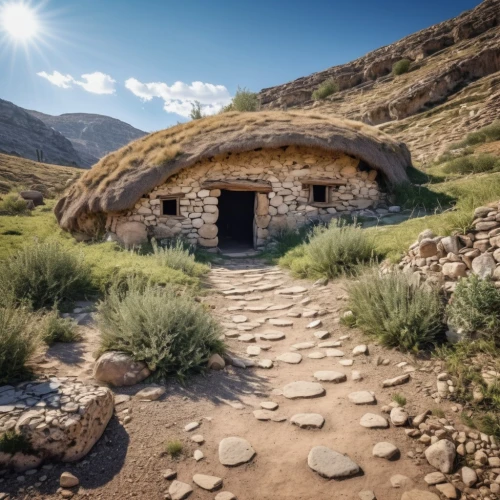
[419,239,438,258]
[93,351,151,386]
[424,440,456,473]
[472,253,496,279]
[115,221,148,248]
[20,190,44,207]
[0,379,114,471]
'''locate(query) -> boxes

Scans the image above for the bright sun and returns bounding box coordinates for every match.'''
[1,2,38,41]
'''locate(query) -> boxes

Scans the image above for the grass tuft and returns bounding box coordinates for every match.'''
[443,154,500,175]
[392,393,407,406]
[165,440,183,458]
[312,79,339,100]
[0,431,34,455]
[151,239,209,277]
[0,193,31,216]
[39,310,78,345]
[392,59,411,76]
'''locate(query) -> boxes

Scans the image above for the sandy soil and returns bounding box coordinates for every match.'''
[1,258,453,500]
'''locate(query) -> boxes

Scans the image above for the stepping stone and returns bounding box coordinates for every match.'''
[308,446,360,479]
[191,434,204,444]
[313,371,346,383]
[391,475,412,489]
[194,449,204,461]
[253,409,275,421]
[219,437,255,466]
[360,413,389,429]
[224,331,240,338]
[390,407,408,426]
[283,381,325,399]
[339,335,350,340]
[287,311,302,318]
[308,352,326,359]
[228,306,243,311]
[291,342,315,350]
[269,318,293,327]
[260,402,278,411]
[245,305,271,312]
[351,370,363,381]
[185,421,200,432]
[435,484,457,499]
[232,315,248,323]
[318,341,341,348]
[300,297,311,305]
[169,480,193,500]
[255,283,281,292]
[353,345,368,356]
[247,346,261,356]
[306,320,322,329]
[339,359,354,366]
[258,331,285,341]
[193,474,222,491]
[276,352,302,364]
[277,286,307,295]
[163,469,177,480]
[314,331,330,340]
[359,492,376,500]
[326,349,344,357]
[382,374,410,387]
[135,386,165,401]
[114,395,131,406]
[267,303,294,311]
[237,324,257,331]
[215,493,236,500]
[302,309,318,318]
[373,442,399,459]
[245,295,263,301]
[424,472,446,485]
[291,413,325,429]
[257,359,273,369]
[237,334,255,342]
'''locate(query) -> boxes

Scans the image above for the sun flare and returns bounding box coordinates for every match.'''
[1,2,38,41]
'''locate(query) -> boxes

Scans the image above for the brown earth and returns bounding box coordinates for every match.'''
[1,259,458,500]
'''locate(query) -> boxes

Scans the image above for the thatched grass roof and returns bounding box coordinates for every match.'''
[55,111,411,233]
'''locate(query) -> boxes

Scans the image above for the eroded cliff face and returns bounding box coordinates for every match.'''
[259,0,500,162]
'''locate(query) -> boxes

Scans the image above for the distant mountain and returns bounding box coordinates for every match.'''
[0,98,83,167]
[27,111,147,167]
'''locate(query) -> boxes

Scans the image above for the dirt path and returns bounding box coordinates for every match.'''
[2,258,449,500]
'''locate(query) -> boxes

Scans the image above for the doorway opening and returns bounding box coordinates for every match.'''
[217,190,255,250]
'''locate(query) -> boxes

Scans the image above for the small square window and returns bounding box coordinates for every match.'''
[312,185,328,203]
[161,198,179,216]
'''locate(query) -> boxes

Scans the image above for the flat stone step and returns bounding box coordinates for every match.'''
[291,342,316,350]
[360,413,389,428]
[348,391,376,405]
[268,318,294,327]
[282,381,325,399]
[276,352,302,364]
[291,413,325,429]
[308,446,360,479]
[313,371,346,383]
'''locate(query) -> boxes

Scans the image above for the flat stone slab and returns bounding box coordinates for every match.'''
[246,346,261,356]
[360,413,389,428]
[257,359,273,369]
[276,286,307,295]
[291,342,316,350]
[308,352,326,359]
[318,341,342,348]
[232,315,248,323]
[314,330,330,339]
[353,345,368,356]
[184,421,200,432]
[267,303,294,311]
[276,352,302,364]
[308,446,360,479]
[245,305,272,312]
[258,331,285,341]
[283,381,325,399]
[253,409,275,421]
[339,359,354,366]
[313,371,346,383]
[348,391,376,405]
[192,473,223,491]
[237,334,255,342]
[260,401,278,410]
[382,374,410,387]
[306,320,322,329]
[268,318,294,327]
[326,349,345,357]
[373,442,399,459]
[291,413,325,429]
[169,480,193,500]
[219,437,255,467]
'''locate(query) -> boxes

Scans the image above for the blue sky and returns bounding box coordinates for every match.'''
[0,0,482,132]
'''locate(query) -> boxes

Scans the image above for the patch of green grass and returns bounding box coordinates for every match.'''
[312,79,339,100]
[392,59,411,76]
[449,120,500,150]
[442,154,500,175]
[432,408,446,418]
[165,440,183,458]
[262,225,312,263]
[392,393,407,406]
[390,182,452,210]
[0,193,31,216]
[0,431,34,455]
[151,239,209,277]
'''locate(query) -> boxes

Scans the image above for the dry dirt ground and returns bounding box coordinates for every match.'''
[1,258,455,500]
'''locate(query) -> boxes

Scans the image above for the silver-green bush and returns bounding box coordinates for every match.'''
[346,269,444,352]
[0,194,31,216]
[151,239,209,277]
[97,279,224,379]
[39,310,78,345]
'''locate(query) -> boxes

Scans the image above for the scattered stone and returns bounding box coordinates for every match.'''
[359,491,376,500]
[326,349,345,357]
[424,440,456,473]
[260,402,278,410]
[246,345,261,356]
[191,435,204,444]
[232,315,248,323]
[93,351,150,386]
[290,413,325,429]
[382,374,410,387]
[208,354,225,370]
[360,413,389,429]
[307,446,360,479]
[339,359,354,366]
[372,442,399,459]
[390,407,408,426]
[257,359,273,369]
[135,386,165,401]
[291,342,316,350]
[306,320,322,329]
[215,493,236,500]
[163,469,177,480]
[269,318,293,327]
[276,352,302,364]
[435,483,457,499]
[390,474,412,488]
[277,286,307,294]
[314,331,330,340]
[192,474,222,491]
[114,394,131,405]
[348,391,376,405]
[193,449,204,461]
[169,480,193,500]
[424,472,445,485]
[253,409,275,421]
[351,370,363,381]
[313,371,346,383]
[60,472,79,488]
[352,345,368,356]
[461,466,477,487]
[258,331,285,341]
[184,422,200,432]
[282,381,325,399]
[219,437,255,466]
[308,352,326,359]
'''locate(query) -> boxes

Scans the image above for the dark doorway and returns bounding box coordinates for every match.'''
[217,190,255,249]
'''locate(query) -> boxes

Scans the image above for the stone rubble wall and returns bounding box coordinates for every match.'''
[0,379,114,471]
[398,201,500,291]
[106,146,383,248]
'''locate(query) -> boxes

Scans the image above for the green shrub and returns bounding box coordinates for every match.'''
[446,275,500,340]
[189,101,204,120]
[165,440,183,457]
[304,220,376,279]
[346,269,444,352]
[0,305,40,384]
[152,239,209,277]
[0,241,93,309]
[449,121,500,150]
[223,86,258,112]
[0,194,31,216]
[97,278,224,379]
[392,59,411,76]
[39,310,78,345]
[443,154,500,175]
[312,79,339,100]
[392,393,407,406]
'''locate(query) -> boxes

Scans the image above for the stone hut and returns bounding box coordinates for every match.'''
[55,111,411,250]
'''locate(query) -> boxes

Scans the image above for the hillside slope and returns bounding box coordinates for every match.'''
[259,0,500,162]
[28,111,147,166]
[0,99,83,167]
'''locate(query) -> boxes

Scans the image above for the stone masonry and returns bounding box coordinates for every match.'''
[106,146,383,249]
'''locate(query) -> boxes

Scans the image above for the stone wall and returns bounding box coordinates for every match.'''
[106,146,383,249]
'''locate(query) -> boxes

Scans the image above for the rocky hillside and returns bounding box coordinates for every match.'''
[28,111,147,167]
[259,0,500,162]
[0,99,83,167]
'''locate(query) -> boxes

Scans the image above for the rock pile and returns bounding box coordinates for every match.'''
[398,201,500,291]
[0,378,113,471]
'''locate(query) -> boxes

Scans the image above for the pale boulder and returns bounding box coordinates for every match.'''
[442,262,467,279]
[424,440,456,473]
[198,223,218,239]
[472,253,496,279]
[93,351,150,387]
[116,221,148,248]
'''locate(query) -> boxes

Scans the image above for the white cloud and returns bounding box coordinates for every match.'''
[37,70,116,95]
[125,77,231,118]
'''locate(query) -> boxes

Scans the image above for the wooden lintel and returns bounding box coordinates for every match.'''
[156,193,185,199]
[201,179,272,193]
[301,177,347,186]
